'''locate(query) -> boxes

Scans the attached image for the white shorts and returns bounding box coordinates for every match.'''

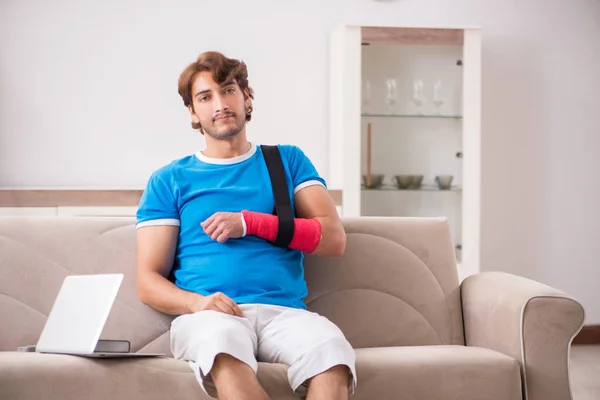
[170,303,357,398]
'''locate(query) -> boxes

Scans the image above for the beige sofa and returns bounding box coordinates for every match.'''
[0,216,584,400]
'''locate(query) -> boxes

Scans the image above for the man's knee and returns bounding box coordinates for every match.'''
[287,335,356,394]
[311,364,350,382]
[212,353,256,378]
[213,353,249,369]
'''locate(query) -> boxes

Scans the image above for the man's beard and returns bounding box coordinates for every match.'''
[202,112,246,140]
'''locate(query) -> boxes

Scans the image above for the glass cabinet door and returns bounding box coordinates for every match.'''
[328,25,481,276]
[359,33,467,265]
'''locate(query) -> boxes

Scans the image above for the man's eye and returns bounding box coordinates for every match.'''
[199,96,209,102]
[225,88,235,94]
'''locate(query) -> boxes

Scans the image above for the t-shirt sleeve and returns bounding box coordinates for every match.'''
[282,145,327,195]
[136,172,180,229]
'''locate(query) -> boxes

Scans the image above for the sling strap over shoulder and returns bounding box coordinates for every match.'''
[260,145,295,248]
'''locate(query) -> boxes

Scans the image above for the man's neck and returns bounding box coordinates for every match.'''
[203,133,251,159]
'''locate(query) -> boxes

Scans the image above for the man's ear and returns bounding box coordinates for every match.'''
[188,105,200,123]
[243,89,252,109]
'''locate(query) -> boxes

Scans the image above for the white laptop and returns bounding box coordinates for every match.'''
[35,273,163,358]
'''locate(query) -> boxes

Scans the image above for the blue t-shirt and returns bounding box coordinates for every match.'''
[136,143,326,310]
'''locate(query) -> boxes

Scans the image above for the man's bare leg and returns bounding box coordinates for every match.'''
[210,353,270,400]
[306,365,350,400]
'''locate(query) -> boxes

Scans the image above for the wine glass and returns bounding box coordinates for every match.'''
[432,79,444,114]
[385,78,397,115]
[411,78,424,115]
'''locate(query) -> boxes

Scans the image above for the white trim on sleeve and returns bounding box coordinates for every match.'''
[136,218,181,230]
[293,180,325,195]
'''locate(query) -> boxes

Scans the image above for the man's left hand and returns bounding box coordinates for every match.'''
[201,212,244,243]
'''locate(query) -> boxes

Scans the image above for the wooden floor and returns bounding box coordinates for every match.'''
[571,345,600,400]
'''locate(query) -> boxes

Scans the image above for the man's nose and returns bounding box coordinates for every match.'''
[213,93,229,114]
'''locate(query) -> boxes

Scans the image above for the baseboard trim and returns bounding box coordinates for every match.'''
[572,325,600,345]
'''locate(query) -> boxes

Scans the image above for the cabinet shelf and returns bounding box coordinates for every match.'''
[362,185,462,192]
[362,113,462,119]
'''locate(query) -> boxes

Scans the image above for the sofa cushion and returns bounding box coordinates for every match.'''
[354,345,522,400]
[305,217,466,348]
[1,345,521,400]
[0,352,297,400]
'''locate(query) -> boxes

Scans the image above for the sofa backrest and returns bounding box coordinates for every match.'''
[0,216,464,355]
[304,217,465,348]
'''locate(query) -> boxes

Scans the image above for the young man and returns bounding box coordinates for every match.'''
[136,51,357,400]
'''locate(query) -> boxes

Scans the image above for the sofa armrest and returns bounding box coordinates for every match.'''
[461,272,585,400]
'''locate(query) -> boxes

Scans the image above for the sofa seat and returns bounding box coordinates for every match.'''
[0,351,299,400]
[354,346,522,400]
[1,345,521,400]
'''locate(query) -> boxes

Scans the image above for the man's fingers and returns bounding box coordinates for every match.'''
[204,221,221,238]
[201,214,214,228]
[211,226,225,241]
[201,213,219,230]
[202,213,241,243]
[205,293,244,317]
[216,229,230,243]
[202,216,227,242]
[216,300,237,316]
[202,219,215,234]
[234,303,244,317]
[220,296,244,317]
[206,303,219,312]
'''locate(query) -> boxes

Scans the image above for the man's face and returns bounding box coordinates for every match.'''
[189,71,249,140]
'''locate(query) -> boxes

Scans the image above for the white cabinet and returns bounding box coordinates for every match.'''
[329,25,481,278]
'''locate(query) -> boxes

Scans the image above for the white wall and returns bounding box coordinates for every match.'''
[2,0,600,323]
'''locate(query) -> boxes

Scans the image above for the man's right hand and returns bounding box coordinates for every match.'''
[189,292,245,317]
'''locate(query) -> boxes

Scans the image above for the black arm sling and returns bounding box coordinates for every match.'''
[260,145,295,248]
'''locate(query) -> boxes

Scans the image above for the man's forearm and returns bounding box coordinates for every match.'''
[137,271,201,316]
[242,211,345,256]
[311,216,346,256]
